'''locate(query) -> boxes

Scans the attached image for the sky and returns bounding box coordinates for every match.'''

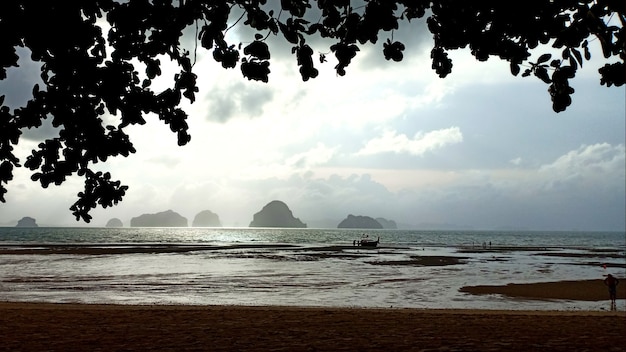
[0,12,624,230]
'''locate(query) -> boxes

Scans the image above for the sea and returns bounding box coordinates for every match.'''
[1,227,624,311]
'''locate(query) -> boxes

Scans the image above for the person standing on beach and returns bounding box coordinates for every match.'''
[604,274,619,304]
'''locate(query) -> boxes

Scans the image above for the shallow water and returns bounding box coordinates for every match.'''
[0,228,624,311]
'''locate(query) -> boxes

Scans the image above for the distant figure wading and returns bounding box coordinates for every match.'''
[604,274,619,304]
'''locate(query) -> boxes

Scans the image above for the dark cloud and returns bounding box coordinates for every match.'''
[20,119,60,142]
[205,81,273,122]
[248,163,624,230]
[0,48,43,109]
[354,17,433,72]
[375,78,626,170]
[0,48,61,142]
[420,178,626,231]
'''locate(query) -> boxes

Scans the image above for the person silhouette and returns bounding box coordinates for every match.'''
[604,274,619,309]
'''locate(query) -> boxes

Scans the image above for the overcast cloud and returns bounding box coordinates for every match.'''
[0,15,624,231]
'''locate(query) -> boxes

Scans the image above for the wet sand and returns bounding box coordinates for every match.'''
[0,243,298,255]
[1,244,624,350]
[0,302,623,352]
[461,278,626,301]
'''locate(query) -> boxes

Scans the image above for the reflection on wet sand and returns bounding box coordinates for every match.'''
[460,279,626,301]
[367,255,468,266]
[1,242,624,309]
[0,243,297,255]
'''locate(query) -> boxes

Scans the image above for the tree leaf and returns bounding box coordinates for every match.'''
[534,66,551,83]
[571,48,583,68]
[510,62,520,76]
[537,53,552,64]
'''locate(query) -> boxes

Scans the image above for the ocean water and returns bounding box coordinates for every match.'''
[0,227,624,311]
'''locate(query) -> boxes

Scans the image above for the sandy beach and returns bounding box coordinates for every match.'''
[0,302,624,352]
[1,230,624,350]
[1,279,624,352]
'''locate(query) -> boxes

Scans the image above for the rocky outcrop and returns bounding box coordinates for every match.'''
[337,215,382,229]
[249,200,306,228]
[192,210,221,227]
[376,217,397,229]
[130,210,188,227]
[105,218,123,227]
[16,217,38,227]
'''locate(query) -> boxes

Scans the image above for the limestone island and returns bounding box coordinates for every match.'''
[249,200,306,228]
[337,215,383,229]
[105,218,123,227]
[130,210,188,227]
[192,210,222,227]
[376,217,397,229]
[16,217,38,227]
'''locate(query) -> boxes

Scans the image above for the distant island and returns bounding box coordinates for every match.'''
[192,210,222,227]
[16,216,38,227]
[337,215,383,229]
[96,205,399,229]
[105,218,123,228]
[130,210,188,227]
[376,217,397,229]
[249,200,306,228]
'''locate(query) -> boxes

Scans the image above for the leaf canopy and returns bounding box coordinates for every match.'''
[0,0,623,221]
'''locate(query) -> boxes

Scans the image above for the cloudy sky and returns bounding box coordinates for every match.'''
[1,13,624,230]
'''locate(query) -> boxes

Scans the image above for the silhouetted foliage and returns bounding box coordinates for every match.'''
[0,1,624,221]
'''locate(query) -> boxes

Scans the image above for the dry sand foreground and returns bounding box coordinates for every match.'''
[1,278,624,351]
[0,303,624,352]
